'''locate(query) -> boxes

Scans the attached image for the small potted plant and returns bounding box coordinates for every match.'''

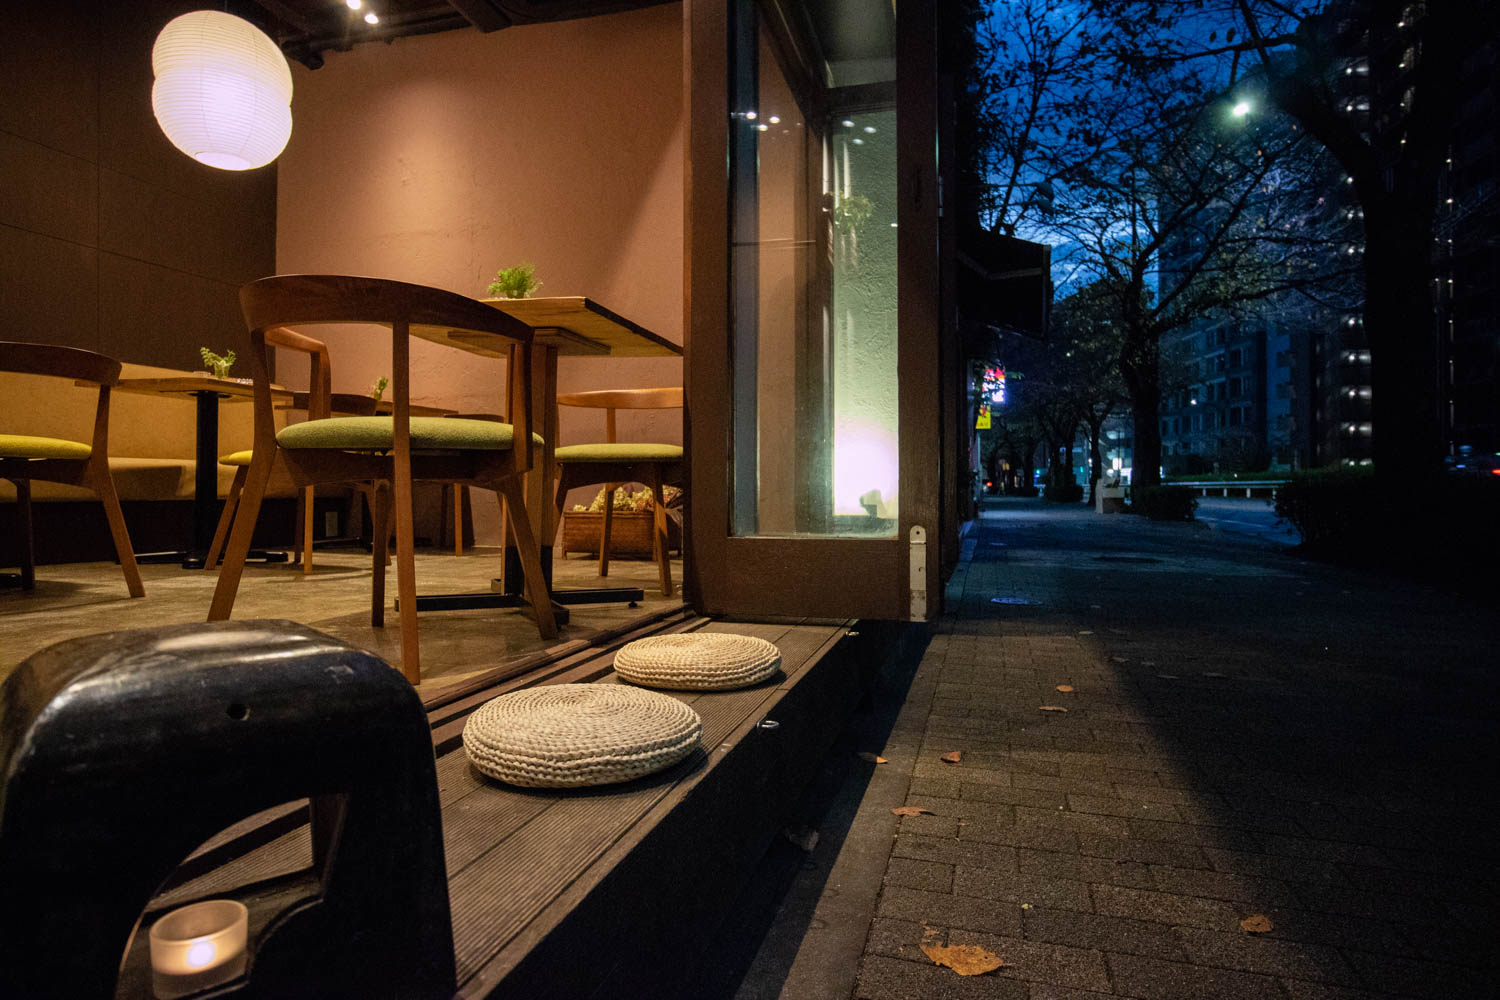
[370,376,389,401]
[199,347,236,379]
[487,262,542,299]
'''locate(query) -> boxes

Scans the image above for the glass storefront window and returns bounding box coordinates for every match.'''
[729,0,898,538]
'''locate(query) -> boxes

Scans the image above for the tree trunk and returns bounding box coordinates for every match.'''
[1087,415,1105,504]
[1361,205,1443,488]
[1120,335,1162,490]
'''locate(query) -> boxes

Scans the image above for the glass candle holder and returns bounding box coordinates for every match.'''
[148,899,248,999]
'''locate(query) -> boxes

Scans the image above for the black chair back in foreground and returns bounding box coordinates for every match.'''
[0,620,453,999]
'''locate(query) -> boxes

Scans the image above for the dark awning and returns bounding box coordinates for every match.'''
[957,228,1051,355]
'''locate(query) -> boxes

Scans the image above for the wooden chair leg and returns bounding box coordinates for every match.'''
[298,485,315,575]
[453,484,464,556]
[646,466,673,598]
[204,466,247,572]
[209,451,274,620]
[370,481,391,629]
[498,477,558,640]
[392,456,421,684]
[15,480,35,591]
[598,483,616,578]
[496,493,511,593]
[90,464,144,599]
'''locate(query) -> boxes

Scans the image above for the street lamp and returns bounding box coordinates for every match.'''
[1231,100,1252,118]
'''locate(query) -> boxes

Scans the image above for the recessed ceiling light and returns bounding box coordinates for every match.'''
[364,10,378,23]
[863,126,876,133]
[842,119,854,127]
[346,0,362,9]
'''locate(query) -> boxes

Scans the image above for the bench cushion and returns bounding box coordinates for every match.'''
[555,442,682,463]
[0,434,92,461]
[278,416,541,453]
[463,684,701,788]
[614,633,782,691]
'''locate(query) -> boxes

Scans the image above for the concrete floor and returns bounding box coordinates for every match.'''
[1,547,684,700]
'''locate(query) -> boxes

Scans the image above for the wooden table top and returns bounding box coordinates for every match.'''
[410,297,681,359]
[106,375,292,400]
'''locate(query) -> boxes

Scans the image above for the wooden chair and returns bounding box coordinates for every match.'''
[208,275,557,683]
[553,388,683,597]
[203,391,379,573]
[0,342,144,598]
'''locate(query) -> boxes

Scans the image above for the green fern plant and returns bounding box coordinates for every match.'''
[371,375,389,401]
[487,262,542,299]
[199,347,236,378]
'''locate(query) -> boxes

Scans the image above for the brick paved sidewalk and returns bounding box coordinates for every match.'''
[846,499,1499,1000]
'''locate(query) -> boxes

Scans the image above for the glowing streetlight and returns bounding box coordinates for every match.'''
[1231,100,1252,118]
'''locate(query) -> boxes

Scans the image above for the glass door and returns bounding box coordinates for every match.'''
[686,0,940,620]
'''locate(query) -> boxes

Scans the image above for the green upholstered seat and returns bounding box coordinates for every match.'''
[554,442,683,463]
[220,449,254,466]
[0,434,92,461]
[277,416,542,453]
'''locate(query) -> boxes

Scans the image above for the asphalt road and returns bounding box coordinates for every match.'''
[1191,496,1300,547]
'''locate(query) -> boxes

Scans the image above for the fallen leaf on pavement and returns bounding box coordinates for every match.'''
[892,806,935,817]
[920,942,1009,976]
[858,752,889,764]
[1055,684,1074,693]
[1038,705,1069,713]
[1240,914,1274,934]
[940,751,963,764]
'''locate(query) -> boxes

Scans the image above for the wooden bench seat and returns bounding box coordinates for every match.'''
[113,615,901,1000]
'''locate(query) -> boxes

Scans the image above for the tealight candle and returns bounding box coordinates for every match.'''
[148,899,248,999]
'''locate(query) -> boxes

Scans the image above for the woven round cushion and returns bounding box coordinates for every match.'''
[462,684,701,788]
[614,633,782,691]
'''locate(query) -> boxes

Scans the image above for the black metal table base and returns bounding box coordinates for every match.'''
[134,549,290,569]
[400,546,644,622]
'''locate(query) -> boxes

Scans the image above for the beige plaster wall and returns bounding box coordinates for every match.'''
[275,5,684,543]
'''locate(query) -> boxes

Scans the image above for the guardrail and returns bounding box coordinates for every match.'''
[1167,479,1289,498]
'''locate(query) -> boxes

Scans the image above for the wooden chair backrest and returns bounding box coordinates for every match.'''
[0,341,121,386]
[555,387,682,445]
[555,388,683,411]
[291,391,380,417]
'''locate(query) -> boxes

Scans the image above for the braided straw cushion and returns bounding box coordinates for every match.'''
[614,633,783,691]
[463,684,701,788]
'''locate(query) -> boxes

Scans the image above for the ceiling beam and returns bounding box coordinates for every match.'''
[446,0,513,31]
[247,0,323,37]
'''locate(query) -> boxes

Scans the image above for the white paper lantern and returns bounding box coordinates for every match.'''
[151,11,293,171]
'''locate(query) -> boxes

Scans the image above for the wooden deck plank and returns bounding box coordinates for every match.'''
[154,825,311,910]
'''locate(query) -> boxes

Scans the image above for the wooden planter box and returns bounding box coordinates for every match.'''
[561,510,681,558]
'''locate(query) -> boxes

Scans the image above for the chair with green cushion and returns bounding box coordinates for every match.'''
[0,342,144,598]
[204,391,379,574]
[553,387,684,597]
[208,274,557,684]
